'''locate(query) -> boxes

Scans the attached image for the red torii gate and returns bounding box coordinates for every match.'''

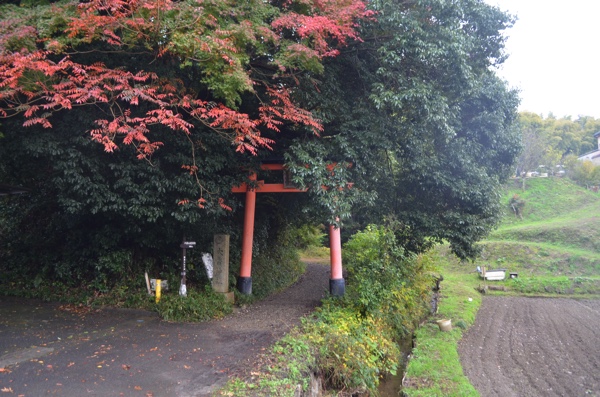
[231,163,345,296]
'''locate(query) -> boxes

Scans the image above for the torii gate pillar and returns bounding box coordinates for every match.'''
[329,223,345,296]
[236,174,256,295]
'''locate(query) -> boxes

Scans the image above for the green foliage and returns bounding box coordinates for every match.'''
[1,271,153,309]
[299,245,330,263]
[289,224,326,249]
[219,225,436,395]
[155,286,233,322]
[68,250,135,293]
[285,0,521,259]
[343,225,433,335]
[516,112,600,170]
[567,159,600,187]
[306,303,400,392]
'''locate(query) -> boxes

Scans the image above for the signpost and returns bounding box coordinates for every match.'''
[180,240,196,297]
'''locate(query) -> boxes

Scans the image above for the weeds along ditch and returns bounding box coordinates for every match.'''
[218,225,437,397]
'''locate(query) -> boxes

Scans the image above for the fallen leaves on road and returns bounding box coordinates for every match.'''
[1,387,13,393]
[57,304,98,316]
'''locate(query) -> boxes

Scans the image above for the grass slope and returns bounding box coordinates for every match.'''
[501,177,600,226]
[481,177,600,290]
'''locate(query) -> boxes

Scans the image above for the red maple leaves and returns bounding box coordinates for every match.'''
[0,0,371,205]
[273,0,374,58]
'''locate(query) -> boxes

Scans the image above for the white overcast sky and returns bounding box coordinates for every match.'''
[484,0,600,119]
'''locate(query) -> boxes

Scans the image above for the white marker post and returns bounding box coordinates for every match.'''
[180,240,196,297]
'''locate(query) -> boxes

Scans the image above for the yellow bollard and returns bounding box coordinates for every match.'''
[155,279,162,303]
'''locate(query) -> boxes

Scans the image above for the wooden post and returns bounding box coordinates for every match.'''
[236,173,256,295]
[329,223,345,296]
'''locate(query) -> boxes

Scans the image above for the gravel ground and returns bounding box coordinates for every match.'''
[458,296,600,397]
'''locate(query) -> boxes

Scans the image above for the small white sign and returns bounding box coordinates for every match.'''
[150,279,169,291]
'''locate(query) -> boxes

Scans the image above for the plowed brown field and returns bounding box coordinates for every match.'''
[459,296,600,397]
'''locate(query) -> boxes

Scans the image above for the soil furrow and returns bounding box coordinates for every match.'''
[459,296,600,397]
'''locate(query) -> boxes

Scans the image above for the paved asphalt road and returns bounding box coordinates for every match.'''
[0,264,329,397]
[0,297,267,397]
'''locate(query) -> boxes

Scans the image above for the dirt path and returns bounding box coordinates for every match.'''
[458,296,600,397]
[0,262,329,397]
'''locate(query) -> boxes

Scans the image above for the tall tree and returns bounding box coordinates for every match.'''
[284,0,521,259]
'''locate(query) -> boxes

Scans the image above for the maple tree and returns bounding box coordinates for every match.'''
[0,0,372,201]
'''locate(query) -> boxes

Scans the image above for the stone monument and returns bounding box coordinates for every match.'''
[212,234,234,303]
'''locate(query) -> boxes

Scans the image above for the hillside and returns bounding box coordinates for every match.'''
[442,177,600,294]
[488,178,600,270]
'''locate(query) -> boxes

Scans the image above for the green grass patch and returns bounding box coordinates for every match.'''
[502,177,600,225]
[403,263,480,397]
[299,246,330,264]
[477,240,600,277]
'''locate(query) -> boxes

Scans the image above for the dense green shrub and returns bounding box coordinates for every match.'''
[305,302,400,392]
[289,224,326,249]
[156,286,233,322]
[343,225,435,337]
